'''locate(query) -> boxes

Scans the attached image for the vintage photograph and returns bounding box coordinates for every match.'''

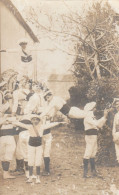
[0,0,119,194]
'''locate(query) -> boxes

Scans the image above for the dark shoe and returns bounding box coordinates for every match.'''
[42,171,50,176]
[10,168,18,173]
[91,170,103,179]
[12,169,25,176]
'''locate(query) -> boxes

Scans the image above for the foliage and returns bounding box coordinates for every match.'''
[69,1,119,166]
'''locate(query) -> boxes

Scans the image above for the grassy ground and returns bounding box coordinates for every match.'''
[0,125,119,195]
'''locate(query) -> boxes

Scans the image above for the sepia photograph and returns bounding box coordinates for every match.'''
[0,0,119,194]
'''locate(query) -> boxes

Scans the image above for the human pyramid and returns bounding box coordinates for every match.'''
[0,75,112,184]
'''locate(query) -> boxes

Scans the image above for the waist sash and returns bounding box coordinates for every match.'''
[85,129,98,135]
[29,136,42,147]
[0,127,27,137]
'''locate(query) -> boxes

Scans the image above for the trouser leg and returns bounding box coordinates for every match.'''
[1,161,10,171]
[90,158,97,176]
[44,157,50,173]
[29,166,33,176]
[36,166,40,176]
[12,159,25,175]
[24,161,29,171]
[83,158,89,178]
[115,143,119,163]
[2,161,16,179]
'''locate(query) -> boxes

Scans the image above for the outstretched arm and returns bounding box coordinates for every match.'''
[10,121,31,130]
[43,122,66,130]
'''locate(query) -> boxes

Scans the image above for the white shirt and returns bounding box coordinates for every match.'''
[84,111,106,131]
[12,88,30,113]
[40,96,66,117]
[24,93,45,114]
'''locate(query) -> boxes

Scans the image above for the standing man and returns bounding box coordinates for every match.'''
[83,102,108,178]
[0,117,16,179]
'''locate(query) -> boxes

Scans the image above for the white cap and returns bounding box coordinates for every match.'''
[0,81,7,88]
[84,102,96,112]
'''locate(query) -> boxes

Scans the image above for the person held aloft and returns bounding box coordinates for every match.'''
[0,39,33,81]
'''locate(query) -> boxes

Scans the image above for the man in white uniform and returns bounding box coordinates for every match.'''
[83,102,108,178]
[0,117,16,179]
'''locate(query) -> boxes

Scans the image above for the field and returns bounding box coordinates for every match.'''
[0,125,119,195]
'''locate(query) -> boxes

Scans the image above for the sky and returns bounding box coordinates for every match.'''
[11,0,119,77]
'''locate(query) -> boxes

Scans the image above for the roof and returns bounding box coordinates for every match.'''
[48,74,75,82]
[0,0,39,43]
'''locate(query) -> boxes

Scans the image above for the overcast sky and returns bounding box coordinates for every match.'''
[11,0,119,77]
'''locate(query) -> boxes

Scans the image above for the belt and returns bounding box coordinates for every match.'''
[0,127,27,137]
[85,129,98,135]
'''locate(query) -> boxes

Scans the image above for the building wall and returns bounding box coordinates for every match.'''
[0,1,34,72]
[47,81,75,100]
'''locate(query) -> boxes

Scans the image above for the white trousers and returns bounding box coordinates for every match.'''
[0,136,16,161]
[17,63,33,81]
[84,135,97,159]
[115,144,119,162]
[16,131,29,161]
[43,133,52,157]
[28,145,43,166]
